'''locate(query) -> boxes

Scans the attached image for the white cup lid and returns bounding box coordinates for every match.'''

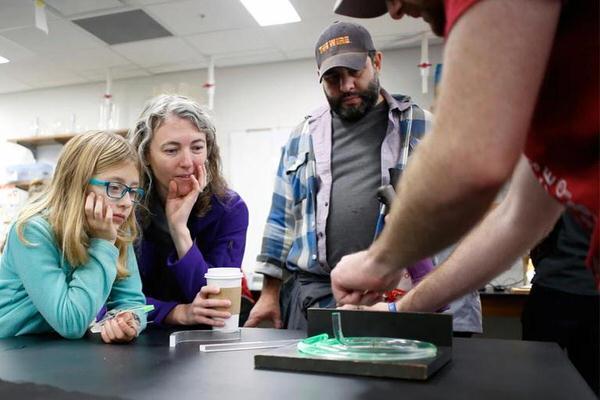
[204,267,243,279]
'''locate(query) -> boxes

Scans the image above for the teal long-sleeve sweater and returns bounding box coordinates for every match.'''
[0,216,147,339]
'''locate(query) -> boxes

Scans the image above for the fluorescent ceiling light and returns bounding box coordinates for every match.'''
[240,0,301,26]
[0,56,9,64]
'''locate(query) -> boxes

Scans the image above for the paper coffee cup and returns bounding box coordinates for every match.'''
[204,268,243,332]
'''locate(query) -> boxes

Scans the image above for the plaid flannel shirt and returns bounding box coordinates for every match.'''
[255,90,432,279]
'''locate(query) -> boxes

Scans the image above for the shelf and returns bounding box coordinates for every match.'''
[14,180,33,191]
[1,179,49,191]
[8,129,128,148]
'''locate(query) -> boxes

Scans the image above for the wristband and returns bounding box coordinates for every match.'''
[387,302,398,313]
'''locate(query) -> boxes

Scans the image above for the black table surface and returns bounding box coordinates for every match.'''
[0,327,595,400]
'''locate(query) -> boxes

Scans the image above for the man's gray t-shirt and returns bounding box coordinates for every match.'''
[326,101,388,269]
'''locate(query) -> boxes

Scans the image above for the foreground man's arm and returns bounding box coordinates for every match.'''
[332,0,562,304]
[397,157,564,312]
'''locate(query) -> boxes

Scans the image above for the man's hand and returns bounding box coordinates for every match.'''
[85,192,118,244]
[244,275,283,328]
[331,250,400,306]
[243,292,283,328]
[337,302,390,312]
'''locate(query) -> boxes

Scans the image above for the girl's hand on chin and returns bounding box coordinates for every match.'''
[85,193,118,243]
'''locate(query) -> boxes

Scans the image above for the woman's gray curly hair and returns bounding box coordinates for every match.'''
[128,94,228,219]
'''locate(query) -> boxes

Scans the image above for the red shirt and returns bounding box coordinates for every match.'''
[445,0,600,284]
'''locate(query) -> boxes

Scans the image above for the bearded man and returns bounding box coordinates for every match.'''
[244,21,481,333]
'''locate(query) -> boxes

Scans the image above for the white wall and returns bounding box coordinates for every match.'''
[0,44,444,158]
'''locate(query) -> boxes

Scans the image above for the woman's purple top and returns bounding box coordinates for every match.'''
[135,191,249,325]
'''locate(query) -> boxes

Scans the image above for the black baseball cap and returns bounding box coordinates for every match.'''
[333,0,388,19]
[315,21,376,81]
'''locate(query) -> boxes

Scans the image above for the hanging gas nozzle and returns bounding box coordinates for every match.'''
[374,168,401,239]
[376,185,396,209]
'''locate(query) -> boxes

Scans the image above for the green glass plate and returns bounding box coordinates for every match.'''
[297,333,437,361]
[297,312,437,361]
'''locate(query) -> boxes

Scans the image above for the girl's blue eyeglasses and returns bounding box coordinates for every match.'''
[88,178,145,203]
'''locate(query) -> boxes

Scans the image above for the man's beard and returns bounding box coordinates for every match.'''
[326,76,380,122]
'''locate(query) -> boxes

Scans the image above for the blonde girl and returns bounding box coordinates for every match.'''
[0,131,147,343]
